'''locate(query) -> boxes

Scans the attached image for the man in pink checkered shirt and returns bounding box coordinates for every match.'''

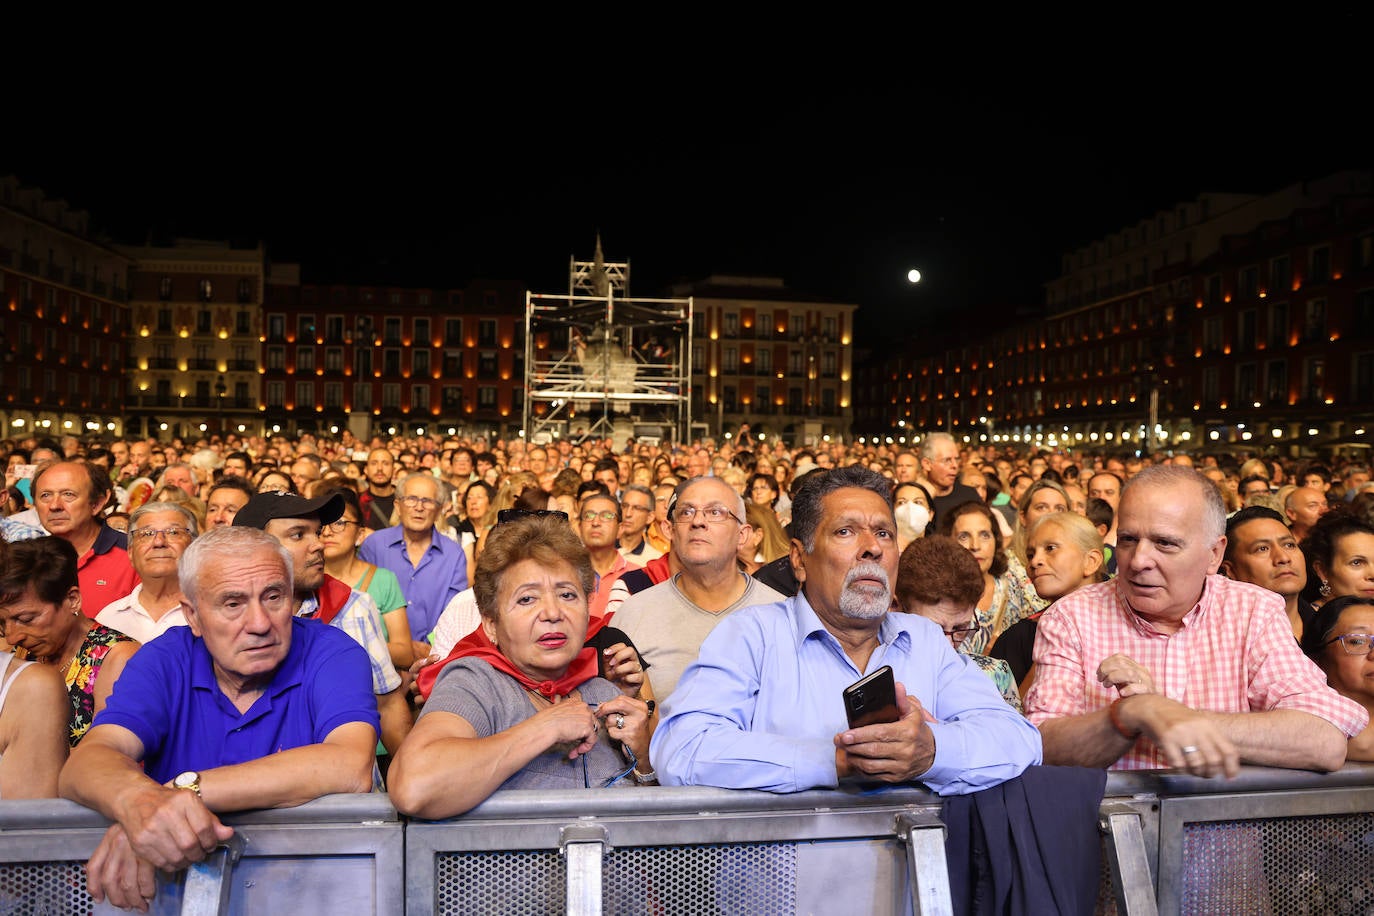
[1024,466,1367,777]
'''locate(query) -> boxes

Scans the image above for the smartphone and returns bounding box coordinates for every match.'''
[843,665,900,729]
[12,464,35,480]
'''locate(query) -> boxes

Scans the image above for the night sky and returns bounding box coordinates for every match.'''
[8,31,1369,351]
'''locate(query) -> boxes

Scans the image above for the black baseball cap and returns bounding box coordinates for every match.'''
[232,491,345,530]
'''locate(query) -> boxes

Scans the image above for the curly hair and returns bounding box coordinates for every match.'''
[895,534,984,611]
[473,514,595,622]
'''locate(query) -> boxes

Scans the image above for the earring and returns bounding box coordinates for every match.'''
[1320,579,1332,598]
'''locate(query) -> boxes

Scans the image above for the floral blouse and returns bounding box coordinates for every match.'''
[62,623,136,746]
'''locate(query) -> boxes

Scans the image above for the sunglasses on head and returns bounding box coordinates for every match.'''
[496,508,570,525]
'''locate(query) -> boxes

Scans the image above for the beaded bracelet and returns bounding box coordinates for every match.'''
[1108,698,1141,740]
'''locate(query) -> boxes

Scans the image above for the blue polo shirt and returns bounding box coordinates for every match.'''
[359,525,468,642]
[93,619,379,786]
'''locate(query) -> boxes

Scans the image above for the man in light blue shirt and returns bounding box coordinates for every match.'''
[653,465,1041,795]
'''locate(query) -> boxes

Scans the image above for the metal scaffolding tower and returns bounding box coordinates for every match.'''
[522,243,692,446]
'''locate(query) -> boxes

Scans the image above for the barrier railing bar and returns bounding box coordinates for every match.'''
[560,824,609,916]
[1100,804,1159,916]
[180,833,245,916]
[896,811,953,916]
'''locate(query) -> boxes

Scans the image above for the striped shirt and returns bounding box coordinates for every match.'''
[1024,575,1368,770]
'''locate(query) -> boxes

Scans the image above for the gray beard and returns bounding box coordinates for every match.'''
[839,561,891,619]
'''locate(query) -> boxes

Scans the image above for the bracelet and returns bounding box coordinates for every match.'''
[1108,698,1141,740]
[632,768,658,785]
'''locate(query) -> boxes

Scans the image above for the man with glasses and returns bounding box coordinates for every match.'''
[360,473,469,646]
[617,484,663,564]
[33,459,138,615]
[95,503,198,644]
[578,493,637,617]
[613,476,785,700]
[236,491,412,756]
[919,432,980,529]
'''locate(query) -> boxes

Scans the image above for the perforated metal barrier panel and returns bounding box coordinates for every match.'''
[0,861,90,916]
[2,769,1374,915]
[1180,813,1374,916]
[435,842,798,916]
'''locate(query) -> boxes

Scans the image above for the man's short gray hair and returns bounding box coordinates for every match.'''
[919,432,956,463]
[1123,465,1227,541]
[129,501,200,537]
[179,527,292,606]
[790,466,894,553]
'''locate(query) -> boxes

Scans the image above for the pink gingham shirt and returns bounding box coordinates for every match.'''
[1024,575,1368,770]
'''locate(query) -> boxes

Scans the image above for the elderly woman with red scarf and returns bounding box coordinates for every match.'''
[388,512,655,819]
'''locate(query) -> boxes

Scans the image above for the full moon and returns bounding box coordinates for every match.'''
[907,269,922,284]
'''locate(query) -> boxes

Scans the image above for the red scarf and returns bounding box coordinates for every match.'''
[416,614,612,701]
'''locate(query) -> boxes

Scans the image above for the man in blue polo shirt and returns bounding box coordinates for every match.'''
[360,472,467,654]
[58,526,379,911]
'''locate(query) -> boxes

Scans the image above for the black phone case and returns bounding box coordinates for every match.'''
[843,665,899,728]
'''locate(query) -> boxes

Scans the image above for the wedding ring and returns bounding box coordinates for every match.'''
[615,714,626,730]
[1181,745,1199,755]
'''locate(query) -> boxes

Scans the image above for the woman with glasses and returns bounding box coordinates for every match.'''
[0,537,138,745]
[318,486,416,670]
[388,513,655,819]
[1302,595,1374,761]
[895,535,1022,711]
[938,500,1037,657]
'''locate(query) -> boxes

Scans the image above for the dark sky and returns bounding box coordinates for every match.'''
[8,31,1369,349]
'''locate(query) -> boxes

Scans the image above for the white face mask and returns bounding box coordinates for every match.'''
[894,502,931,540]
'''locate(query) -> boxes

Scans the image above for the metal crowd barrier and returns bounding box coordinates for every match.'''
[0,793,403,915]
[3,764,1374,914]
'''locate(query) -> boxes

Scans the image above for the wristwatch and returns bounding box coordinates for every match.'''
[632,768,658,785]
[173,771,202,796]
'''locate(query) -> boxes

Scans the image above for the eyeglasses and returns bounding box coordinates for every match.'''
[1325,632,1374,656]
[131,526,194,542]
[582,732,639,788]
[621,503,652,515]
[580,510,618,522]
[674,504,742,524]
[399,495,441,510]
[496,508,570,525]
[321,519,360,535]
[941,625,978,643]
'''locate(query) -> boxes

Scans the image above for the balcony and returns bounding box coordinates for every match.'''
[46,265,65,284]
[188,359,217,371]
[227,359,257,371]
[149,357,177,370]
[70,271,86,290]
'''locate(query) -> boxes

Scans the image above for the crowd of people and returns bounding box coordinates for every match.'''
[1,424,1372,908]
